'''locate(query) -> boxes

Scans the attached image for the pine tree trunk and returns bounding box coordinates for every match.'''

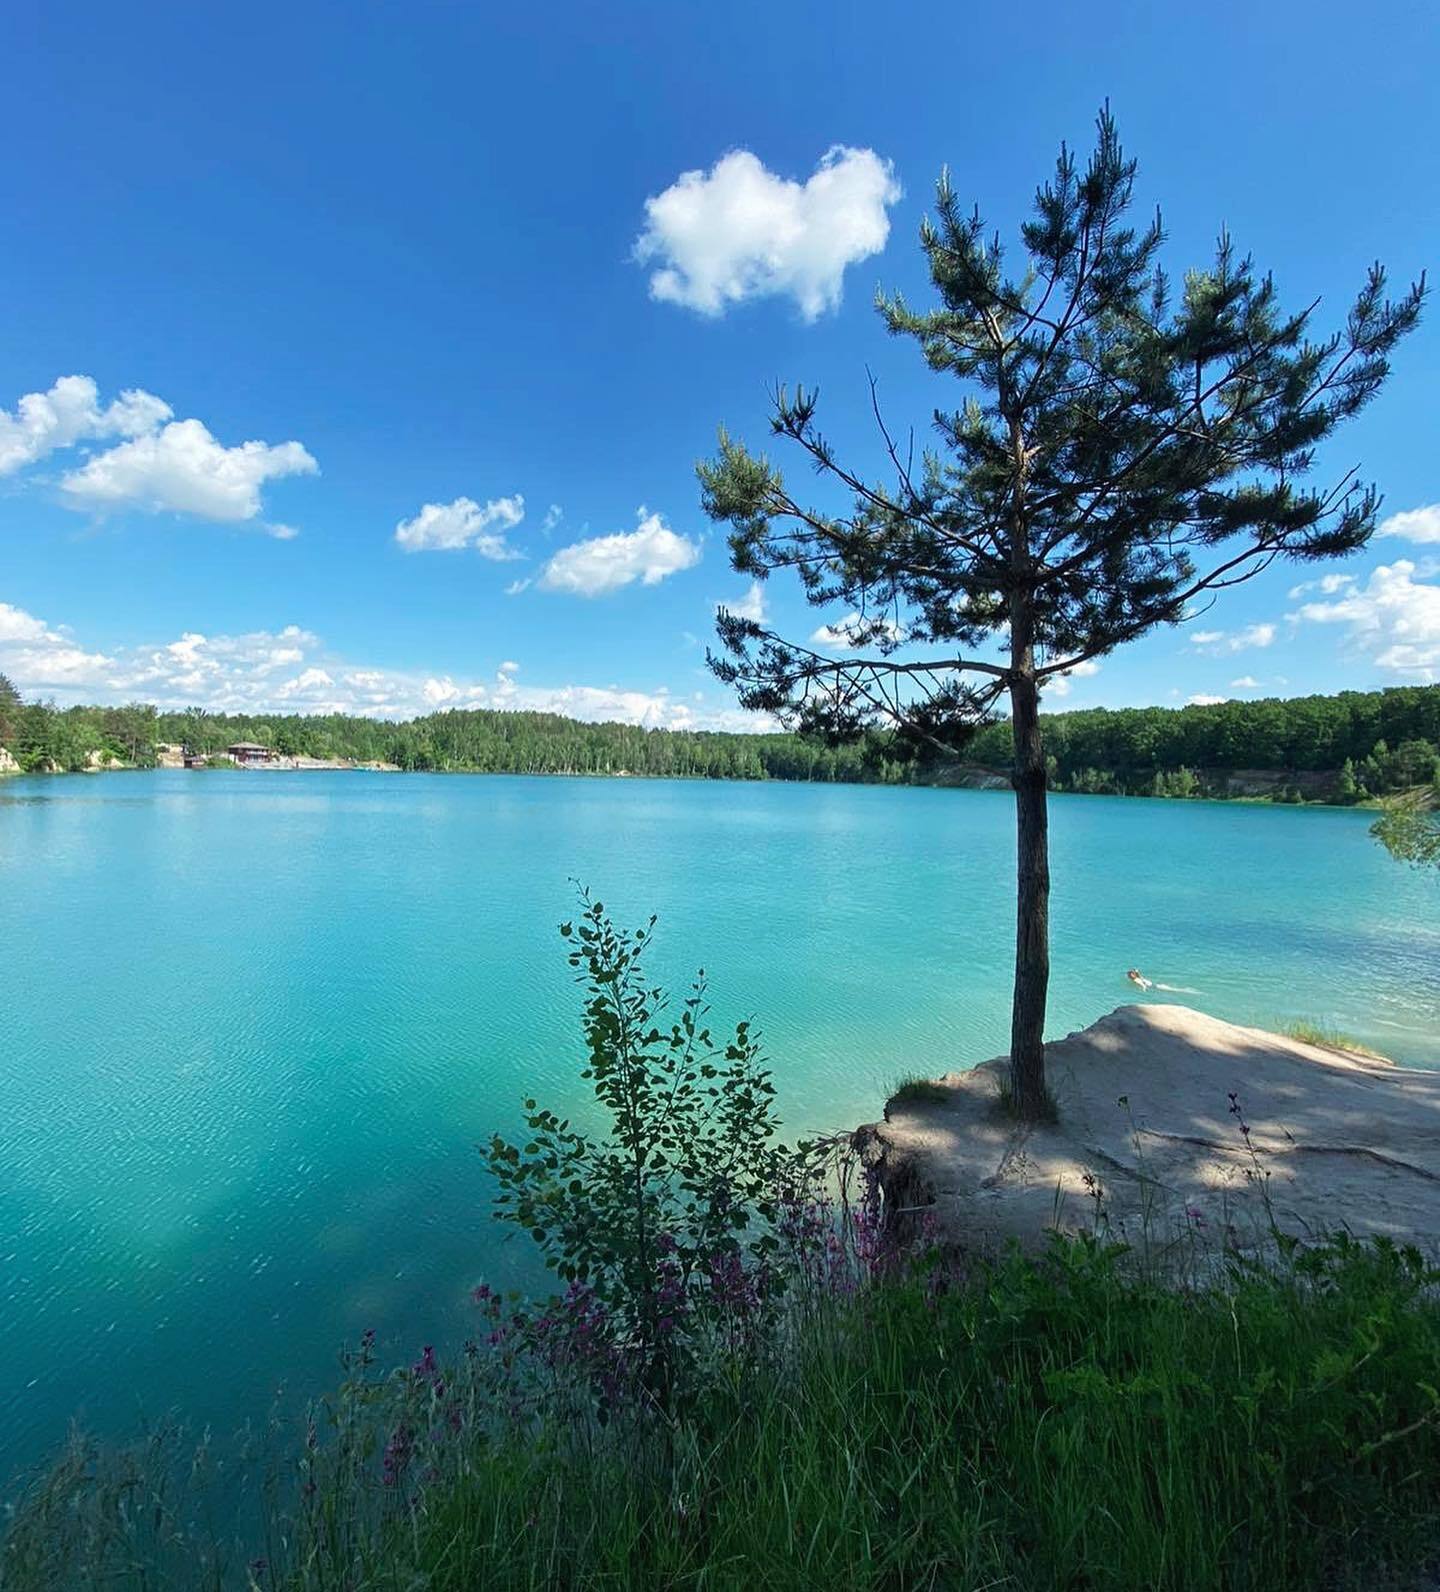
[1008,665,1051,1118]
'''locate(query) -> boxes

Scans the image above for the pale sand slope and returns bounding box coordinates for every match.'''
[855,1004,1440,1256]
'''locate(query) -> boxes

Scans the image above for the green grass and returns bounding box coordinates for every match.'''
[5,1234,1439,1591]
[1281,1019,1388,1059]
[995,1070,1061,1122]
[886,1071,952,1107]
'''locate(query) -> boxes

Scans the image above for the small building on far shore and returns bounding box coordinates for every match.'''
[227,741,277,766]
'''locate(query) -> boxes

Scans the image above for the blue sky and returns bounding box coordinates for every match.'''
[2,0,1437,728]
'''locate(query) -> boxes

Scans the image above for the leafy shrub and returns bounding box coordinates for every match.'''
[1372,785,1440,871]
[485,892,824,1404]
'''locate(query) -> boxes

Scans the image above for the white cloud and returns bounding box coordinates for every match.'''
[266,522,301,541]
[541,504,563,535]
[394,494,525,556]
[717,580,767,623]
[422,676,462,706]
[0,598,772,731]
[1378,504,1440,545]
[0,375,171,475]
[634,145,901,320]
[809,610,903,648]
[539,508,701,597]
[1230,675,1261,689]
[275,666,335,699]
[61,418,317,523]
[0,604,53,645]
[119,625,322,702]
[0,375,317,528]
[1187,694,1228,706]
[1291,559,1440,680]
[1287,572,1357,600]
[1190,622,1276,656]
[0,601,114,690]
[1045,659,1101,699]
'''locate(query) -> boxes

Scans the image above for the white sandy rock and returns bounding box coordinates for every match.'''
[855,1004,1440,1258]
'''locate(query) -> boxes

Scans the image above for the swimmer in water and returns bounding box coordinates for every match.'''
[1126,968,1154,991]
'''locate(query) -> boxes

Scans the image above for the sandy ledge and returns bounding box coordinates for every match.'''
[855,1003,1440,1258]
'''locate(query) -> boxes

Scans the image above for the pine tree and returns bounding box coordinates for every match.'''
[700,110,1424,1118]
[1336,758,1359,804]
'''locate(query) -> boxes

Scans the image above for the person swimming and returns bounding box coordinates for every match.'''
[1126,968,1154,991]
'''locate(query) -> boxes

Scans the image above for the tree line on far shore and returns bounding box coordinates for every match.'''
[966,685,1440,801]
[1,671,1437,803]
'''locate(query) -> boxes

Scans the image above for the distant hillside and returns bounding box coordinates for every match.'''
[964,685,1440,801]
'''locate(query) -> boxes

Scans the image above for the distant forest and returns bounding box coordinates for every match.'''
[2,672,1438,803]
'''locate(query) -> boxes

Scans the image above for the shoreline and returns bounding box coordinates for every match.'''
[0,759,1392,810]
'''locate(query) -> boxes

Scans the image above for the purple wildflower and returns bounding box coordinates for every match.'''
[381,1424,414,1488]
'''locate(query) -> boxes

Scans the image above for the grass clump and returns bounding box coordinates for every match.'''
[1282,1019,1388,1059]
[6,1234,1440,1591]
[375,1236,1440,1592]
[887,1070,952,1107]
[996,1068,1061,1122]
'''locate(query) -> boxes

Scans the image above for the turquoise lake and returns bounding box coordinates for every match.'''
[3,769,1437,1473]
